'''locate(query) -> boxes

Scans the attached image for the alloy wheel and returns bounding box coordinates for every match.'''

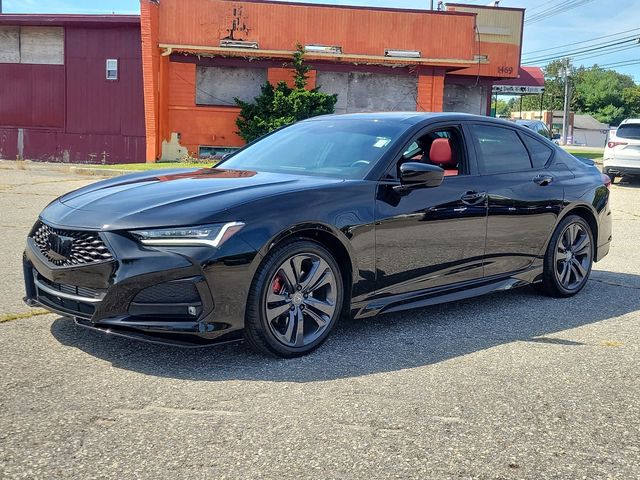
[265,253,337,348]
[554,222,592,290]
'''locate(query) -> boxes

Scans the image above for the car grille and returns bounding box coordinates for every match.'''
[32,272,103,319]
[31,221,113,267]
[38,275,104,300]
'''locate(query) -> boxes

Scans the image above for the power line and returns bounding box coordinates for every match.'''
[524,36,640,64]
[568,44,640,63]
[597,59,640,69]
[522,27,640,57]
[525,0,596,25]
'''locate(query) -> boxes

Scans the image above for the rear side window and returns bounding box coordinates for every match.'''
[616,124,640,140]
[520,133,553,168]
[470,125,532,174]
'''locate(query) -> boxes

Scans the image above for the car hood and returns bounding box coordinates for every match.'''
[41,168,344,230]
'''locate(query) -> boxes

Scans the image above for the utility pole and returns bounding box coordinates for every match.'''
[430,0,434,10]
[562,58,572,145]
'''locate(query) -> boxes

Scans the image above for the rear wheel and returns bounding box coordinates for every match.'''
[539,215,594,297]
[244,240,343,357]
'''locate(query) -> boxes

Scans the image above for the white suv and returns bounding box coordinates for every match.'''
[603,119,640,182]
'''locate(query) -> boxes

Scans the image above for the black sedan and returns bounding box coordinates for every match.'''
[23,113,612,357]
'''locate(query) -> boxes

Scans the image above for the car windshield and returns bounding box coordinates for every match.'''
[616,123,640,140]
[219,119,405,179]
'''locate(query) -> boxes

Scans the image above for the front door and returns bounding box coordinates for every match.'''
[373,124,488,299]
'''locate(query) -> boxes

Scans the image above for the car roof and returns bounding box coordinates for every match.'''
[304,111,517,127]
[619,118,640,125]
[514,119,542,126]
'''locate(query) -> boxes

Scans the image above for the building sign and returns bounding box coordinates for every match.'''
[492,85,545,94]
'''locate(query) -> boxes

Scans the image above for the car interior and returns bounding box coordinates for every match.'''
[402,129,463,177]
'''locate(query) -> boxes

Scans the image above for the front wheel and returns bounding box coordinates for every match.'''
[244,240,344,357]
[539,215,594,297]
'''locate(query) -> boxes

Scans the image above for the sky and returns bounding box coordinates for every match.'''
[3,0,639,81]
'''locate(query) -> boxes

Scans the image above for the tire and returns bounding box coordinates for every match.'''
[539,215,594,298]
[244,239,344,358]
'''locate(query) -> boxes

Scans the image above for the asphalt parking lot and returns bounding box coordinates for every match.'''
[1,165,638,479]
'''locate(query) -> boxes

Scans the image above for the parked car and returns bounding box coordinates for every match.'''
[23,113,612,357]
[603,118,640,183]
[513,119,553,140]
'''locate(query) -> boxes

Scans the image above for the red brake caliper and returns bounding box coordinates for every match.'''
[272,275,283,294]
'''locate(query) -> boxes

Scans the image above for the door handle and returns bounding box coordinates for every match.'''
[533,174,554,186]
[460,191,487,205]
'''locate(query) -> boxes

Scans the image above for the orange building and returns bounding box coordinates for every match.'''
[140,0,525,162]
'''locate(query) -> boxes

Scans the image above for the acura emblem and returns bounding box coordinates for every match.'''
[47,232,74,261]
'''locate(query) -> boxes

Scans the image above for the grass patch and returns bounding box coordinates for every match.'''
[563,147,604,161]
[0,309,49,324]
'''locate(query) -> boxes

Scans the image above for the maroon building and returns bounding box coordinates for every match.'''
[0,14,145,163]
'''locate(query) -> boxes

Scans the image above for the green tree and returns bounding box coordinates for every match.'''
[514,60,638,125]
[494,98,511,117]
[516,59,569,113]
[622,85,640,117]
[234,44,338,143]
[572,66,636,124]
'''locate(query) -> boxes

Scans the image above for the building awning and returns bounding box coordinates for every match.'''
[492,66,545,94]
[159,44,484,70]
[495,66,545,87]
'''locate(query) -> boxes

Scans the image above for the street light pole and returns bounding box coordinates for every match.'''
[562,59,572,145]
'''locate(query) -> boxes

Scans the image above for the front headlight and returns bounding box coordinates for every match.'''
[130,222,244,248]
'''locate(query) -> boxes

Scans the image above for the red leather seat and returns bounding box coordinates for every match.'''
[429,138,458,176]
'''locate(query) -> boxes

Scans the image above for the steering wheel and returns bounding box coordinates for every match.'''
[350,160,370,168]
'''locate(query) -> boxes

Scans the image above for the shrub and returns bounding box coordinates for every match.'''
[235,44,338,143]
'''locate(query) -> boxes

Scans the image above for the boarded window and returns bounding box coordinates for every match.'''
[0,26,64,65]
[0,27,20,63]
[195,66,267,106]
[444,83,488,115]
[316,71,417,113]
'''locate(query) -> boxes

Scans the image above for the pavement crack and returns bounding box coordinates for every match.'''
[0,309,50,324]
[113,405,242,416]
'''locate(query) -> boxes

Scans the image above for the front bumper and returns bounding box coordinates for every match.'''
[23,226,259,346]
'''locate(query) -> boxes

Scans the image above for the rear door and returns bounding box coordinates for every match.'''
[468,123,566,277]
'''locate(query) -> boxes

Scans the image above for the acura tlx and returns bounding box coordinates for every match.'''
[23,113,612,357]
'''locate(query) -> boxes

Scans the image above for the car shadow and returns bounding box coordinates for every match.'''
[50,270,640,383]
[615,176,640,188]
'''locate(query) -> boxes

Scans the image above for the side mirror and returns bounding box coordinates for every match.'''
[398,162,444,189]
[552,133,561,140]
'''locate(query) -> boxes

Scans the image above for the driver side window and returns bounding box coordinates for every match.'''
[400,127,466,177]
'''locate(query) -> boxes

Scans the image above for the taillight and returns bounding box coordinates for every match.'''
[607,141,628,148]
[601,173,611,189]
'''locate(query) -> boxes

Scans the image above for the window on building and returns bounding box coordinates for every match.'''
[470,125,532,174]
[519,132,554,168]
[106,59,118,80]
[0,26,64,65]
